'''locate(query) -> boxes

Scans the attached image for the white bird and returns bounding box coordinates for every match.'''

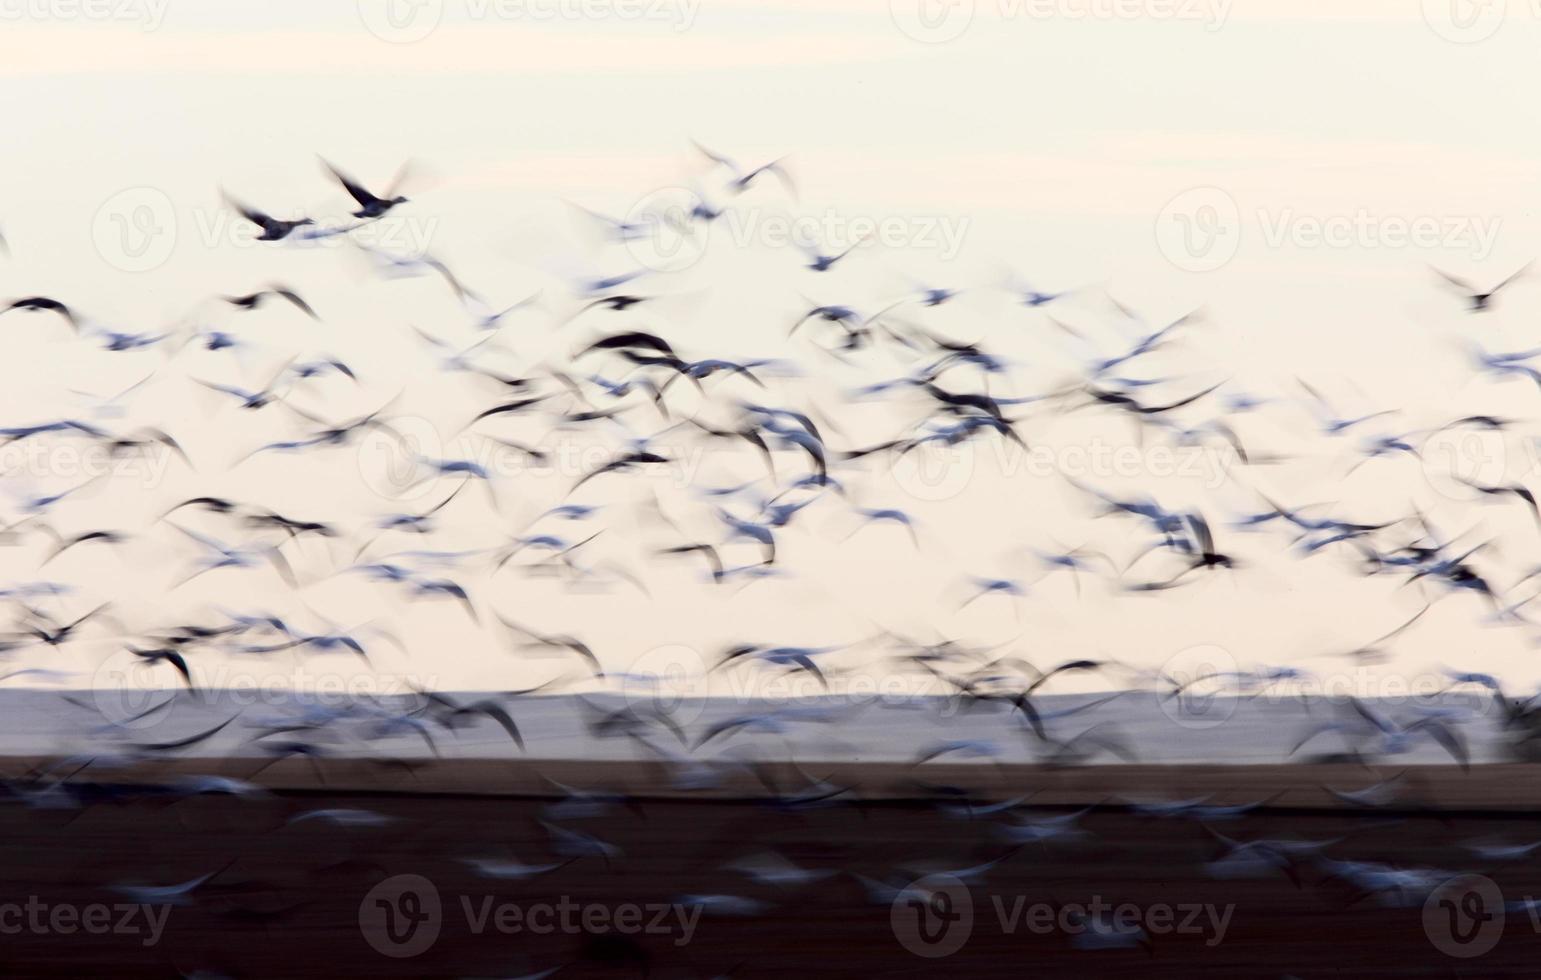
[287,807,397,828]
[675,894,770,917]
[461,857,569,880]
[111,868,227,906]
[724,851,837,887]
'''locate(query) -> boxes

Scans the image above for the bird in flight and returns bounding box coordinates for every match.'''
[1433,262,1532,311]
[321,158,412,219]
[222,191,316,241]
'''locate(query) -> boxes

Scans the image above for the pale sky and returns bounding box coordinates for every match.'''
[2,2,1540,703]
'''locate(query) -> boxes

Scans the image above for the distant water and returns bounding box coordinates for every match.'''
[0,688,1509,766]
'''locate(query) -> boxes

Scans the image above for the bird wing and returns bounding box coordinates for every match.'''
[322,159,379,206]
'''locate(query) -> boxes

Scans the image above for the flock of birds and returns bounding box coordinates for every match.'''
[0,146,1540,972]
[0,145,1539,781]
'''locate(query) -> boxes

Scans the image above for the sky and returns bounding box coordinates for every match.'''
[3,2,1539,345]
[1,1,1540,707]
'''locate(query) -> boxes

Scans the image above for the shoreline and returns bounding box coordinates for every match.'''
[0,688,1514,768]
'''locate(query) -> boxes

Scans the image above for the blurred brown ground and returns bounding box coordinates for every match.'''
[1,760,1540,976]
